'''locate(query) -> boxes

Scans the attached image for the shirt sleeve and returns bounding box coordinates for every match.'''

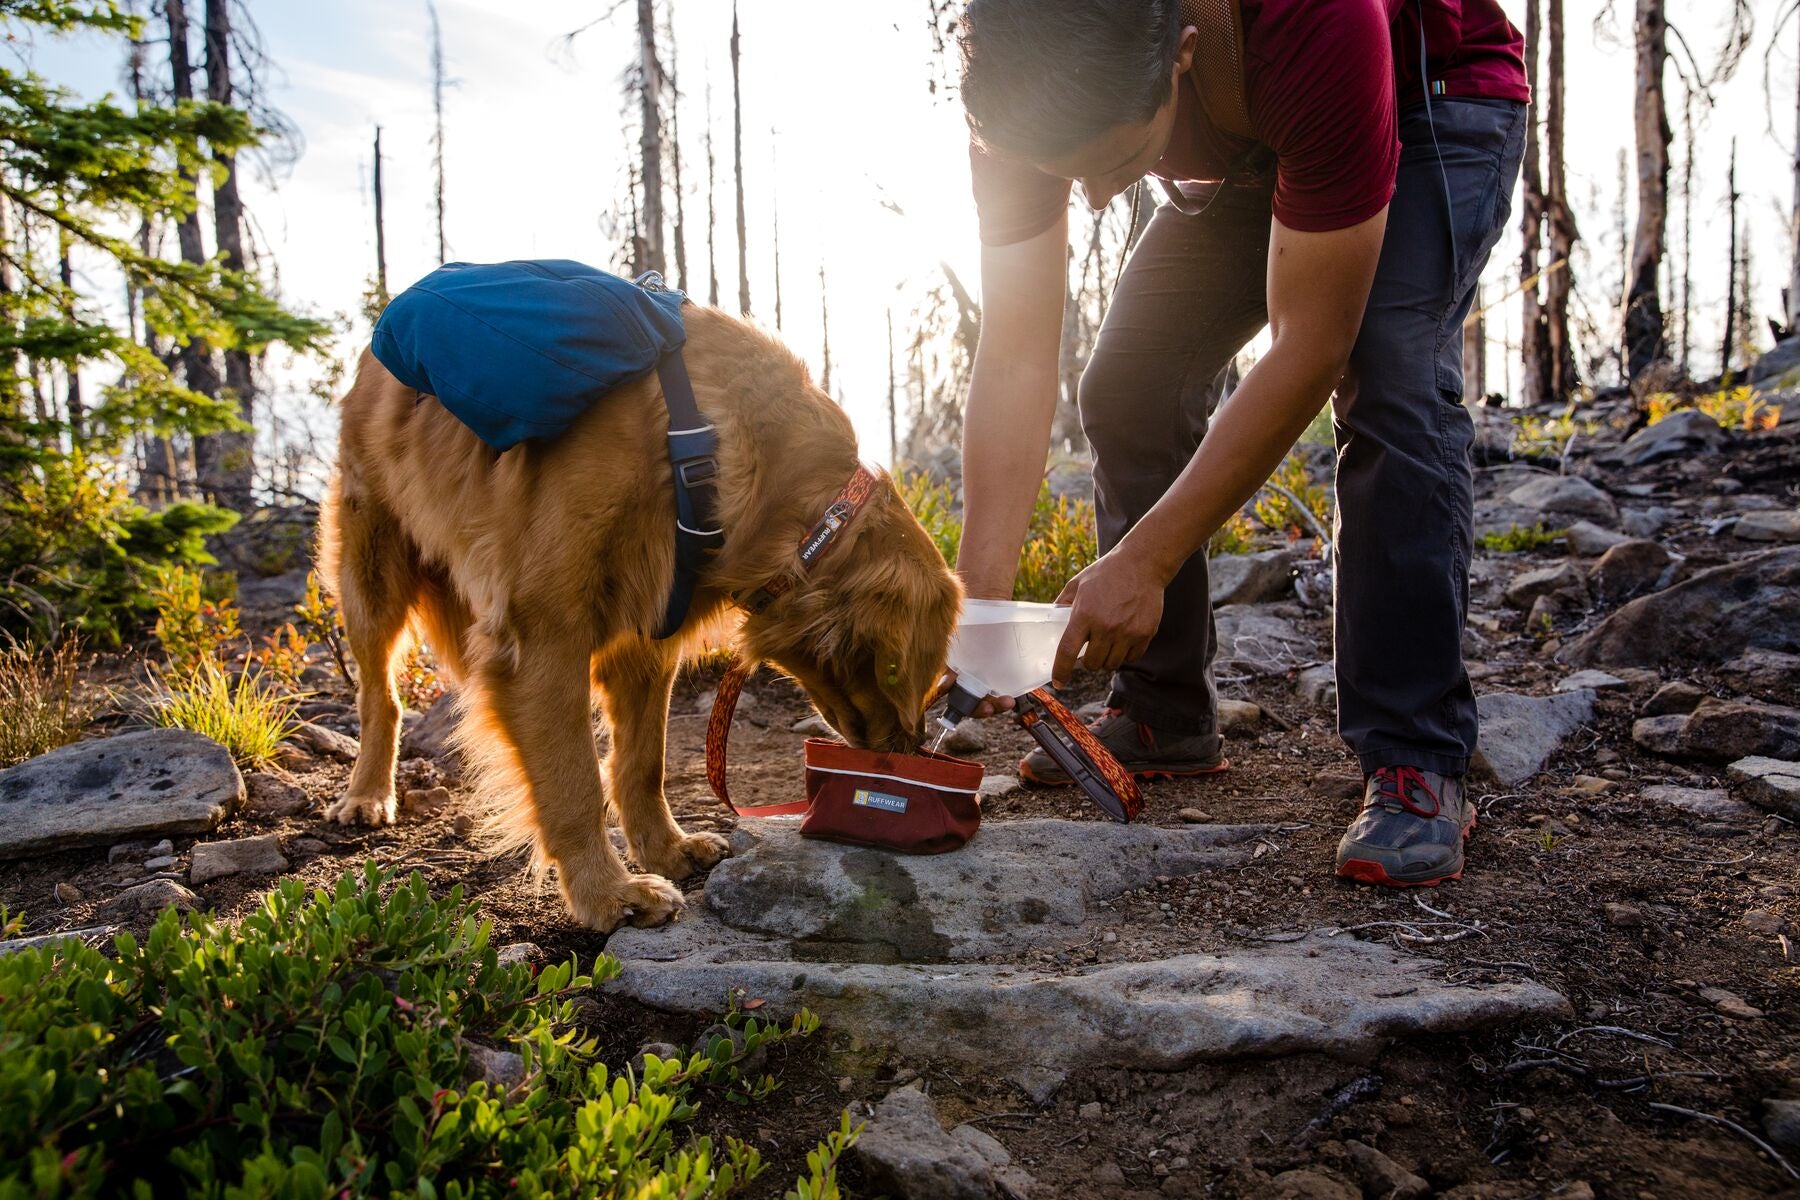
[1254,0,1400,232]
[970,141,1072,246]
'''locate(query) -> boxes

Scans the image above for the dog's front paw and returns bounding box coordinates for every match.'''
[568,872,686,931]
[636,830,732,881]
[324,790,397,827]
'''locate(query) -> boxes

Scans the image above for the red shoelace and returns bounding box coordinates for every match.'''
[1370,764,1441,818]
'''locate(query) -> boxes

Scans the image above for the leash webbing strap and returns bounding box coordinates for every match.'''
[1018,688,1144,823]
[653,347,724,639]
[705,658,812,817]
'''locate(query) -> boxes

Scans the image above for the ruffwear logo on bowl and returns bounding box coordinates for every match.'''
[851,789,909,814]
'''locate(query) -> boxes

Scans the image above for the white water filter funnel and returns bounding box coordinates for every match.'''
[944,599,1074,704]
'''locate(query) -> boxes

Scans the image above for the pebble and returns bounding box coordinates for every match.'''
[1176,807,1215,823]
[1101,931,1118,944]
[790,713,834,736]
[1604,903,1644,929]
[403,785,453,813]
[189,834,290,885]
[495,942,540,967]
[453,812,476,839]
[143,855,178,871]
[1743,910,1789,935]
[107,837,175,864]
[290,837,329,855]
[1698,986,1765,1019]
[1569,775,1614,794]
[941,723,988,756]
[54,882,83,904]
[1079,1101,1103,1121]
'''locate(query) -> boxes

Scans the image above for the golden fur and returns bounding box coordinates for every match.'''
[317,305,961,931]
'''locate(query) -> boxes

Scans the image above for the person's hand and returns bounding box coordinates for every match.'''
[1051,547,1164,688]
[935,670,1016,718]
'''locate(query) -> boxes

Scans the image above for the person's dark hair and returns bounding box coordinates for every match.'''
[959,0,1183,161]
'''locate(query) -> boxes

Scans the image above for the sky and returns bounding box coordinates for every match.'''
[17,0,1798,482]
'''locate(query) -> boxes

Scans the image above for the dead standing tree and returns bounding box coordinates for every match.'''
[1543,0,1579,404]
[429,0,449,264]
[1519,0,1550,407]
[731,1,749,314]
[1624,0,1671,385]
[634,0,665,277]
[164,0,220,489]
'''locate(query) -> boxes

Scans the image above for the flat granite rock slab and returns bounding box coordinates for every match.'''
[0,729,243,859]
[606,821,1569,1085]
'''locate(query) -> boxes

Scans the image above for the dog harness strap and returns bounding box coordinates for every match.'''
[740,464,881,615]
[705,657,813,817]
[654,345,725,640]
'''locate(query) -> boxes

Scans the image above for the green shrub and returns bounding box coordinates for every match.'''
[896,469,962,569]
[1208,511,1257,557]
[1253,451,1331,540]
[1014,483,1098,602]
[0,638,100,767]
[1478,523,1565,554]
[145,658,303,766]
[0,865,858,1199]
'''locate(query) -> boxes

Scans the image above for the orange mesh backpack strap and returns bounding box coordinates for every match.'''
[705,658,812,817]
[1179,0,1254,142]
[1019,688,1145,823]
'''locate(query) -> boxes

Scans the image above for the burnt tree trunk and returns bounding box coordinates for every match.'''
[166,0,217,498]
[1518,0,1549,407]
[1624,0,1670,383]
[886,307,897,464]
[1543,0,1578,402]
[666,10,686,291]
[1462,285,1485,404]
[731,2,749,313]
[705,79,719,306]
[1679,91,1694,372]
[1723,141,1739,377]
[818,260,830,395]
[1790,8,1800,336]
[198,0,255,509]
[58,236,82,442]
[429,1,448,263]
[635,0,664,276]
[374,125,388,302]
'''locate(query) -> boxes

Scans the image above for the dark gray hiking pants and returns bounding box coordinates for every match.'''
[1079,98,1527,777]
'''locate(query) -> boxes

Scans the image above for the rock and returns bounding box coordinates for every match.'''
[607,824,1569,1085]
[631,1041,684,1072]
[1504,562,1589,611]
[1269,1167,1360,1200]
[1217,698,1261,732]
[1562,546,1800,669]
[1640,785,1759,822]
[495,942,539,967]
[1315,770,1364,800]
[1177,807,1215,824]
[107,837,174,864]
[1506,475,1619,525]
[696,687,754,714]
[0,926,119,956]
[100,879,200,918]
[461,1039,526,1091]
[1564,520,1631,557]
[978,774,1021,799]
[1718,649,1800,698]
[1473,690,1596,785]
[791,713,835,736]
[1764,1099,1800,1152]
[1078,1101,1103,1121]
[1620,408,1726,466]
[189,834,289,885]
[1527,593,1571,631]
[1734,511,1800,543]
[0,730,243,859]
[1643,681,1708,716]
[856,1085,1005,1200]
[1697,986,1764,1019]
[1588,540,1672,604]
[1632,714,1689,755]
[950,1123,1036,1199]
[401,694,461,761]
[1750,337,1800,384]
[1209,548,1296,606]
[1556,670,1627,693]
[1604,903,1644,928]
[1076,701,1108,721]
[1343,1140,1429,1200]
[1728,757,1800,819]
[403,785,453,813]
[54,882,83,904]
[1213,605,1322,673]
[243,772,310,819]
[1743,910,1789,935]
[1296,664,1337,710]
[1675,698,1800,763]
[1622,506,1678,539]
[291,722,360,761]
[940,723,987,756]
[142,854,178,871]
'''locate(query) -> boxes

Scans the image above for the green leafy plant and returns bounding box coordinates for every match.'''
[1253,451,1331,540]
[1209,510,1257,557]
[1014,482,1098,602]
[0,636,100,766]
[0,864,855,1199]
[148,562,241,676]
[1646,384,1781,432]
[145,657,302,766]
[896,469,963,569]
[1510,407,1601,458]
[1478,523,1565,554]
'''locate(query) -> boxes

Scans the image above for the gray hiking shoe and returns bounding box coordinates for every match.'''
[1019,707,1228,786]
[1335,766,1474,887]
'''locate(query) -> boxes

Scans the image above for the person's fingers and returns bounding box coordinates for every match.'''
[1054,576,1079,606]
[1053,612,1089,689]
[1125,636,1154,664]
[1081,633,1123,674]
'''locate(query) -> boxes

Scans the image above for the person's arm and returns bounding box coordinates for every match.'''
[956,212,1069,600]
[1051,206,1387,685]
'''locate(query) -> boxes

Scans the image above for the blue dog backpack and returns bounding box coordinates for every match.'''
[370,260,719,639]
[370,258,689,451]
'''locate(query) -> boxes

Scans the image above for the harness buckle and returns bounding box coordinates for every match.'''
[677,457,718,488]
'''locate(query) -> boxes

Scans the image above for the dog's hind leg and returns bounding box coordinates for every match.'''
[484,630,685,931]
[319,472,416,827]
[595,638,731,881]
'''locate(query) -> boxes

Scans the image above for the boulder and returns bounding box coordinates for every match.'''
[1718,649,1800,698]
[1676,699,1800,763]
[1209,548,1296,606]
[1621,506,1679,539]
[1588,539,1673,604]
[1474,690,1597,785]
[1733,511,1800,543]
[855,1086,1020,1200]
[1564,520,1631,557]
[189,834,289,885]
[1632,714,1688,756]
[0,730,242,859]
[1562,546,1800,669]
[400,694,462,761]
[1506,475,1619,525]
[1642,681,1708,716]
[1620,409,1726,467]
[1728,757,1800,819]
[1504,562,1588,611]
[1296,663,1337,710]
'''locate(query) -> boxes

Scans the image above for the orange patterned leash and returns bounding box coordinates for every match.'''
[705,657,811,817]
[1020,687,1144,823]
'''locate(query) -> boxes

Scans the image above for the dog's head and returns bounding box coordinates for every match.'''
[743,477,961,753]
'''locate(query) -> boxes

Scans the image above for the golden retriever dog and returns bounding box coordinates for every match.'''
[316,304,961,931]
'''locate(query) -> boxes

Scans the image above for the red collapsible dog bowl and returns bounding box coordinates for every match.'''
[797,739,983,854]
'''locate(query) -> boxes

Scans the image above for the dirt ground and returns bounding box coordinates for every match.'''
[8,617,1797,1199]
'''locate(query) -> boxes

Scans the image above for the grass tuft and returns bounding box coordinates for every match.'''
[0,638,99,767]
[145,658,303,767]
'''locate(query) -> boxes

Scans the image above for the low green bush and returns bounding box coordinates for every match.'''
[1478,523,1565,554]
[0,865,856,1199]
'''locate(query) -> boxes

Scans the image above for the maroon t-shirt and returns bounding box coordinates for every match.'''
[971,0,1529,244]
